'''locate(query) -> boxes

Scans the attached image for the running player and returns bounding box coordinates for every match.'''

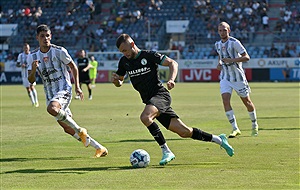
[89,55,98,88]
[76,50,93,100]
[17,43,39,107]
[112,33,234,166]
[215,21,259,137]
[27,24,108,157]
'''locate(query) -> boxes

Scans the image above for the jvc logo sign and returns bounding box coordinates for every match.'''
[182,69,212,81]
[181,69,220,82]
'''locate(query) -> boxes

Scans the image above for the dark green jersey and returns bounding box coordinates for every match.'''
[116,50,168,103]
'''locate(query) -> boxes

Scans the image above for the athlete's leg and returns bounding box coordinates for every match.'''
[240,96,259,136]
[26,86,35,105]
[140,105,174,164]
[168,118,234,157]
[57,120,108,156]
[87,83,92,99]
[220,80,240,135]
[30,85,39,107]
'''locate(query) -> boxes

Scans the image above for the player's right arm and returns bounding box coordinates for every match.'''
[16,54,22,67]
[112,73,124,87]
[217,55,222,71]
[28,60,39,83]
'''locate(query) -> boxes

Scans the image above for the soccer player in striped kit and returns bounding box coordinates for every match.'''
[27,24,108,157]
[215,22,259,137]
[17,43,39,107]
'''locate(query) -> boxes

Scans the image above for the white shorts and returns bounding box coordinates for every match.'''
[220,79,251,98]
[22,77,36,87]
[47,90,73,117]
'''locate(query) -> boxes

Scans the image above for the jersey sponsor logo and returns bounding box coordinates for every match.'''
[141,58,147,65]
[44,75,63,83]
[42,68,58,77]
[128,67,150,77]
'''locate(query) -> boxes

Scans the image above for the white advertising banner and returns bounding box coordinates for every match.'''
[178,58,300,69]
[166,20,189,33]
[0,24,18,36]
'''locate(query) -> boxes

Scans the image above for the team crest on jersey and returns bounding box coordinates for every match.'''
[141,58,147,65]
[43,57,49,63]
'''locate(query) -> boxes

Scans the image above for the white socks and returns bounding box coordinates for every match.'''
[55,110,81,133]
[225,110,239,131]
[160,143,171,153]
[248,110,258,128]
[73,133,104,149]
[32,89,38,104]
[211,135,222,145]
[28,91,35,104]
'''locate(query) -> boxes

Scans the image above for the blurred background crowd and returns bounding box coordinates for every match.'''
[0,0,299,62]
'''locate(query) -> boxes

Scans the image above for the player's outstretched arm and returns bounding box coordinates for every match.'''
[111,73,124,87]
[28,60,39,84]
[162,57,178,90]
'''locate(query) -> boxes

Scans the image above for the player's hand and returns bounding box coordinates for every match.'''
[217,63,222,70]
[21,63,26,68]
[167,80,175,90]
[32,60,39,70]
[111,72,119,83]
[75,87,84,100]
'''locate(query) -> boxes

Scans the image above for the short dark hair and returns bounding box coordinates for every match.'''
[116,33,130,48]
[36,24,51,35]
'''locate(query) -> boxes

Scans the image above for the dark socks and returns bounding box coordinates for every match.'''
[191,128,212,142]
[147,122,166,146]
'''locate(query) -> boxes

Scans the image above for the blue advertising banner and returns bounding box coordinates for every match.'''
[270,68,300,81]
[0,72,42,85]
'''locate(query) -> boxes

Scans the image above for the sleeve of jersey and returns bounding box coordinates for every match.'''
[234,40,247,55]
[60,47,73,65]
[152,51,166,65]
[17,54,21,63]
[27,54,33,70]
[116,57,126,76]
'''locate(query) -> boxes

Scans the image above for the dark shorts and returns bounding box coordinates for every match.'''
[79,72,91,84]
[146,91,179,129]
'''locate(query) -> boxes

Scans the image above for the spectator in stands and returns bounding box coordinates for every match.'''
[261,8,269,30]
[188,41,195,53]
[269,44,280,57]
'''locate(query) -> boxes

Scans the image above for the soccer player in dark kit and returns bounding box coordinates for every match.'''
[111,33,234,166]
[76,49,93,100]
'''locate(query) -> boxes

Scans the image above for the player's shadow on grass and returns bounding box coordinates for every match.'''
[112,138,186,143]
[0,157,81,163]
[3,166,134,174]
[3,162,220,174]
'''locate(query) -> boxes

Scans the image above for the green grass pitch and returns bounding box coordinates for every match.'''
[1,82,299,189]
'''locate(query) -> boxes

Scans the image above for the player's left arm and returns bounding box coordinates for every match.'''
[83,63,93,72]
[161,56,178,90]
[68,61,84,100]
[222,42,250,64]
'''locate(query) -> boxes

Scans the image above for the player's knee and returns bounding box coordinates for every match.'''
[47,105,60,117]
[140,114,151,126]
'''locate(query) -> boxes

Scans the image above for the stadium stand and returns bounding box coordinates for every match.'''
[0,0,299,62]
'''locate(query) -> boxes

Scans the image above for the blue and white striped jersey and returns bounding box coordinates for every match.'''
[215,36,248,82]
[27,44,73,101]
[17,52,30,78]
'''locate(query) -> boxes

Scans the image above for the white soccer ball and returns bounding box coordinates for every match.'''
[130,149,150,168]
